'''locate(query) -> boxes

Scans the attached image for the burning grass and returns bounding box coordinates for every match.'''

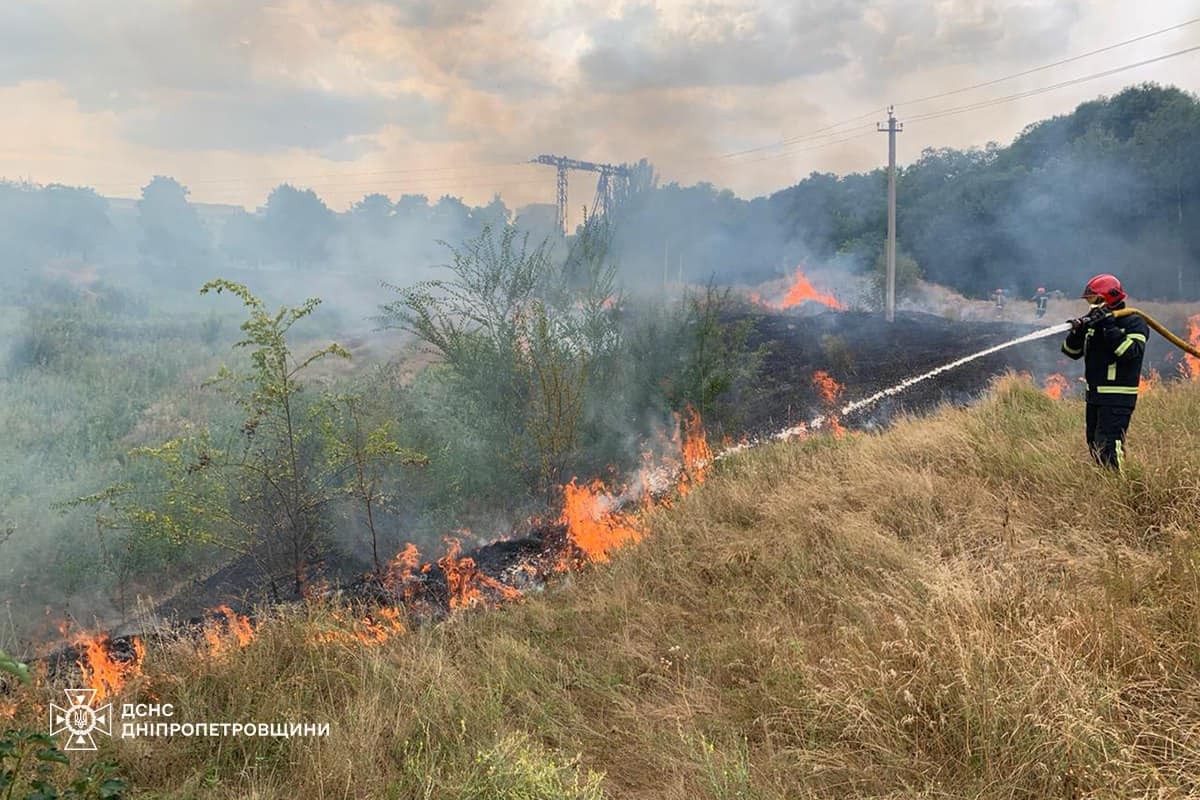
[750,266,844,311]
[18,376,1200,798]
[1183,313,1200,381]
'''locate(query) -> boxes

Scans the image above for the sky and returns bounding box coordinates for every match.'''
[1,0,1198,228]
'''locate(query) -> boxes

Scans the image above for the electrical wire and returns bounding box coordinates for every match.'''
[700,15,1200,163]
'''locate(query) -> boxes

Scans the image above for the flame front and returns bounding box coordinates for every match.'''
[677,405,712,495]
[313,606,407,646]
[204,606,255,657]
[76,633,145,703]
[1183,315,1200,381]
[384,542,422,601]
[560,479,644,563]
[777,267,845,310]
[753,267,844,311]
[812,370,844,405]
[1140,368,1161,392]
[1042,373,1070,400]
[437,538,523,610]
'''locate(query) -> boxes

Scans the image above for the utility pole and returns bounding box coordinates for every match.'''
[877,106,902,323]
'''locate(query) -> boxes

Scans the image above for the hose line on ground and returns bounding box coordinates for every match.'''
[1113,308,1200,359]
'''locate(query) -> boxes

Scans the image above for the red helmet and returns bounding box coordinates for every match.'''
[1081,274,1126,306]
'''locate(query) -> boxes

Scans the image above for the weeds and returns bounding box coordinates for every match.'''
[3,374,1184,798]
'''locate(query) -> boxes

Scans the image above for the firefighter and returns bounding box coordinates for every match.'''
[1031,286,1049,318]
[1061,274,1149,471]
[993,288,1006,314]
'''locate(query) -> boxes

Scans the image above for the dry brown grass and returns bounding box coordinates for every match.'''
[22,375,1200,798]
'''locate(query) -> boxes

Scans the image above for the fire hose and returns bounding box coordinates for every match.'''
[1113,308,1200,359]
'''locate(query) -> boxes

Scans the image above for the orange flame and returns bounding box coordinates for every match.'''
[811,370,844,406]
[1183,315,1200,382]
[204,606,255,657]
[437,538,523,610]
[75,633,145,703]
[384,542,422,600]
[1042,373,1070,400]
[755,267,844,310]
[312,606,407,646]
[560,479,644,563]
[347,606,406,644]
[677,405,712,495]
[1139,368,1161,392]
[827,417,846,437]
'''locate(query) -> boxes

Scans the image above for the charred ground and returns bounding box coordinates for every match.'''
[129,306,1179,629]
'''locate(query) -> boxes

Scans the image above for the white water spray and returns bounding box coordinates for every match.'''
[719,322,1071,458]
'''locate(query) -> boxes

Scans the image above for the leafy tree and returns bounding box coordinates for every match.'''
[260,184,336,268]
[31,185,114,261]
[218,208,265,266]
[1133,94,1200,298]
[136,176,212,280]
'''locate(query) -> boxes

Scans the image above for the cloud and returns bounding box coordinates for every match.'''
[120,86,437,153]
[0,0,442,153]
[0,0,1185,219]
[578,2,866,90]
[854,0,1085,81]
[377,0,495,28]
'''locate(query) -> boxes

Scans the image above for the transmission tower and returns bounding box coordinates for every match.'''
[530,154,632,234]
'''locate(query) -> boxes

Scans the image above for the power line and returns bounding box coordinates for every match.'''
[697,40,1200,172]
[700,15,1200,162]
[905,43,1200,125]
[895,15,1200,109]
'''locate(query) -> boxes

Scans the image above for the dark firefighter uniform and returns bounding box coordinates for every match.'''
[1032,290,1049,318]
[1061,303,1148,470]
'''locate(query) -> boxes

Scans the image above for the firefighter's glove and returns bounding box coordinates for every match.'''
[1070,305,1110,331]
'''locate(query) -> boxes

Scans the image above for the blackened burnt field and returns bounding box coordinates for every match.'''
[738,308,1102,434]
[32,307,1162,665]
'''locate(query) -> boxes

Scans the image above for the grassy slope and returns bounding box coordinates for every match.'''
[103,376,1200,799]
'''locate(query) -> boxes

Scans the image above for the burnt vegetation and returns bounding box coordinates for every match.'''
[1,84,1200,797]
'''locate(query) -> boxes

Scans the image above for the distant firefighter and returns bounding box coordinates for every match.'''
[1031,286,1049,318]
[992,288,1006,313]
[1061,274,1148,472]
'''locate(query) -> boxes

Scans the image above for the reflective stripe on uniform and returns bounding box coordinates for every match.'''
[1096,385,1139,395]
[1113,332,1146,357]
[1062,342,1083,355]
[1107,362,1117,381]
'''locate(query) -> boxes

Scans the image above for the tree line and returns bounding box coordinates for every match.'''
[608,83,1200,300]
[1,83,1196,300]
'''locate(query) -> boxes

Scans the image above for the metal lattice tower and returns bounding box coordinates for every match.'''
[530,154,632,234]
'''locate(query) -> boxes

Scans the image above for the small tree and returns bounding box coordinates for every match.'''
[381,224,621,498]
[321,393,427,575]
[77,281,351,596]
